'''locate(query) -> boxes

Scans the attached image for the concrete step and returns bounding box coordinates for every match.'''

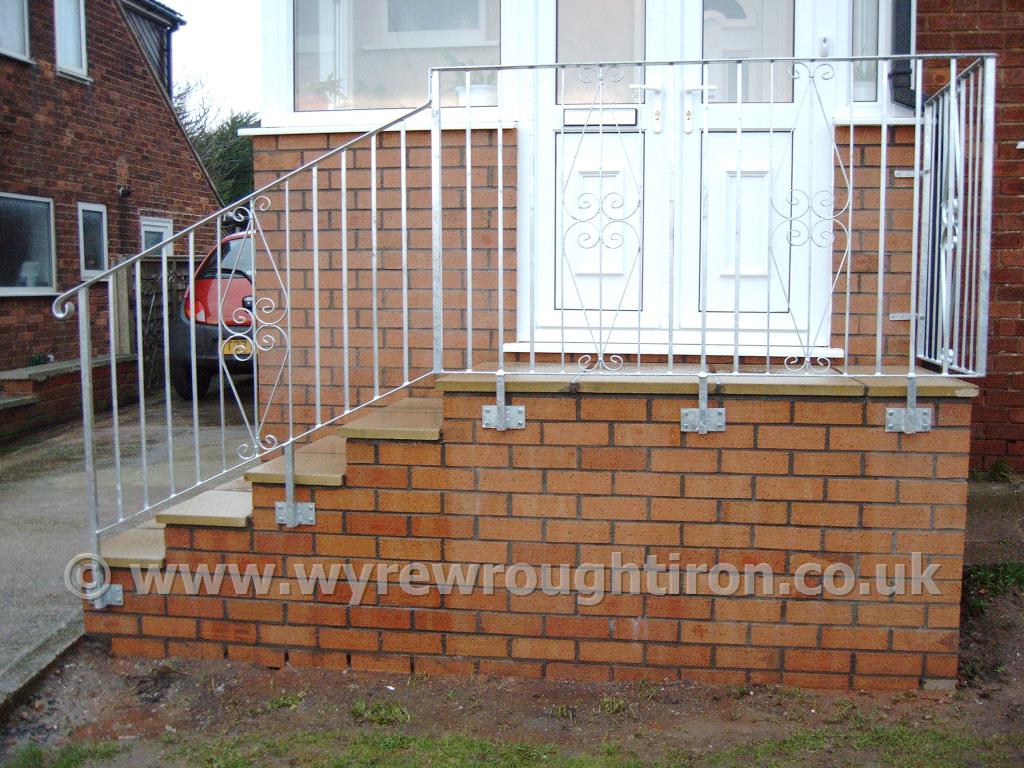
[100,520,165,568]
[0,395,39,411]
[337,397,442,441]
[101,482,254,570]
[155,487,252,528]
[244,434,347,486]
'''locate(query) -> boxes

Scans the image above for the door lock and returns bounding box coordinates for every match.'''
[629,82,663,133]
[684,84,717,134]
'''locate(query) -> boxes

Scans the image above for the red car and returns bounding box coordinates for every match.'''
[168,232,254,399]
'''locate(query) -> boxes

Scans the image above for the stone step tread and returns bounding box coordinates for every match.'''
[155,489,253,528]
[338,398,442,441]
[244,434,347,487]
[436,368,978,398]
[216,475,252,492]
[0,394,40,411]
[100,521,165,569]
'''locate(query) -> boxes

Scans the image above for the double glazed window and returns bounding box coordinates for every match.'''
[140,217,174,260]
[78,203,108,279]
[54,0,87,77]
[293,0,500,111]
[0,193,56,295]
[0,0,30,60]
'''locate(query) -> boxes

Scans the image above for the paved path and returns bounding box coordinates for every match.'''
[0,388,250,677]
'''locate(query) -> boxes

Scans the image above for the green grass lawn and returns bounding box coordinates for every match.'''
[5,720,1023,768]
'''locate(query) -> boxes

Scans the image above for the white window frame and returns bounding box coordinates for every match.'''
[139,216,174,260]
[0,0,31,62]
[54,0,88,78]
[77,202,108,279]
[259,0,515,132]
[834,0,918,123]
[0,191,58,297]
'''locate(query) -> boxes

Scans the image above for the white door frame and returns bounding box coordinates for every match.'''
[512,0,848,359]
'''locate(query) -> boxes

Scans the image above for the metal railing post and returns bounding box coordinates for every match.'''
[78,289,100,556]
[976,56,995,375]
[430,69,444,373]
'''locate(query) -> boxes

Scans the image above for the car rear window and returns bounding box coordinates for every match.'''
[198,237,253,279]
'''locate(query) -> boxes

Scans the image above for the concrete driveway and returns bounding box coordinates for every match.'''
[0,385,251,679]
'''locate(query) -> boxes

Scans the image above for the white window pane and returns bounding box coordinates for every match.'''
[143,229,164,251]
[556,0,644,105]
[294,0,500,111]
[81,209,106,273]
[853,0,879,101]
[0,196,54,289]
[387,0,478,32]
[142,219,173,259]
[703,0,793,103]
[0,0,28,57]
[55,0,84,72]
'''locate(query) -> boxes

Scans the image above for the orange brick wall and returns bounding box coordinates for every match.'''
[88,389,971,689]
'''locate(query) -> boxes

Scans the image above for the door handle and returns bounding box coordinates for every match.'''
[684,84,717,134]
[629,82,662,134]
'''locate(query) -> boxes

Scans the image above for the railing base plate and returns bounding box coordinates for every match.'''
[276,501,316,528]
[93,584,123,610]
[482,405,526,431]
[681,407,726,434]
[885,407,933,434]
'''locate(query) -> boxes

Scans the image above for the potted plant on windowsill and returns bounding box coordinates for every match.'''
[446,52,498,107]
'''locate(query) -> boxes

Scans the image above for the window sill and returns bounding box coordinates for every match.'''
[0,49,34,66]
[248,107,510,135]
[502,342,845,359]
[0,289,60,298]
[831,106,918,126]
[56,67,93,85]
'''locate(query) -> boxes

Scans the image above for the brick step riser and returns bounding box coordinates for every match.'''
[85,389,972,691]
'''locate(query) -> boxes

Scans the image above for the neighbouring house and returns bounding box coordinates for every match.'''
[0,0,220,438]
[65,1,1021,691]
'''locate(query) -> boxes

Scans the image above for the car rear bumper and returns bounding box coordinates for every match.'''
[169,308,253,374]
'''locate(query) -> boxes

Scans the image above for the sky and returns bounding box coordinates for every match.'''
[170,0,262,119]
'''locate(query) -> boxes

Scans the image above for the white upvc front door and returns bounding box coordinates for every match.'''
[520,0,840,361]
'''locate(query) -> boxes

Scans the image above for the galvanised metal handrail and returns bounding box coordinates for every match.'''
[53,53,994,566]
[53,103,431,558]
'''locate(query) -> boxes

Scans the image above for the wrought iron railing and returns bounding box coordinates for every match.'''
[53,54,994,567]
[426,54,994,381]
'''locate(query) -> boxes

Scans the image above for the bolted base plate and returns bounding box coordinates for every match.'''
[681,407,726,433]
[275,501,316,527]
[884,407,933,434]
[482,405,526,430]
[92,583,124,610]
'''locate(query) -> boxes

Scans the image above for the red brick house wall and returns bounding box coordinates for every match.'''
[0,0,220,370]
[917,1,1024,470]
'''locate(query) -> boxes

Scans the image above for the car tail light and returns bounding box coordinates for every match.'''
[184,297,208,324]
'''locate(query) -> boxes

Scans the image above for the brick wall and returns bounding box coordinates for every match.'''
[89,388,971,689]
[0,360,136,439]
[917,1,1024,469]
[0,0,220,369]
